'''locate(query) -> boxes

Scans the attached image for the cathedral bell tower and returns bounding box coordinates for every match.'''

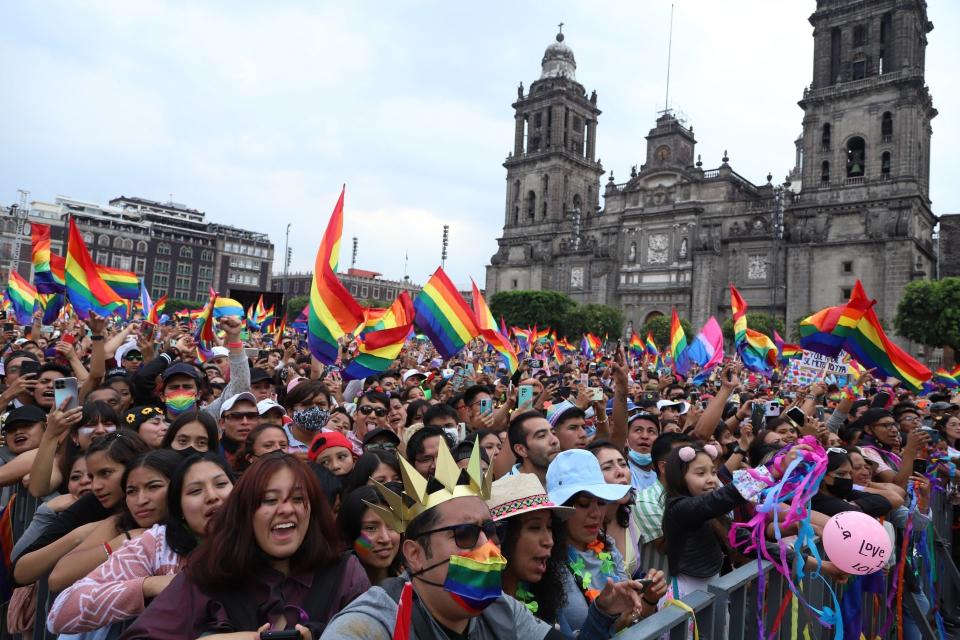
[786,0,937,344]
[486,28,604,295]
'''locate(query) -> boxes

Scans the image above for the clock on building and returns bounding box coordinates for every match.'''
[655,145,671,162]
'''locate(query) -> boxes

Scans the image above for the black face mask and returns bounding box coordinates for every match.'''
[177,446,203,459]
[830,477,854,499]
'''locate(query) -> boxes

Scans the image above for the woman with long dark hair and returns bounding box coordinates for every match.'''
[337,486,403,585]
[49,453,235,634]
[160,410,220,454]
[122,454,370,639]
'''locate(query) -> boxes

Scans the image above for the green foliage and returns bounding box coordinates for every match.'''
[489,290,622,338]
[489,290,577,331]
[721,312,784,343]
[286,295,310,321]
[895,278,960,351]
[164,298,204,314]
[563,304,624,340]
[641,315,693,349]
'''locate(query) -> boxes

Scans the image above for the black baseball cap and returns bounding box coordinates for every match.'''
[362,427,401,447]
[250,368,273,385]
[161,362,202,383]
[3,405,47,431]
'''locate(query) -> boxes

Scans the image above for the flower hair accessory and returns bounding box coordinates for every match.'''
[703,444,719,459]
[678,446,697,462]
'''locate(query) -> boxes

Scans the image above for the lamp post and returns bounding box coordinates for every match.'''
[282,223,291,294]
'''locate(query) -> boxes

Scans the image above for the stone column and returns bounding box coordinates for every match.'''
[514,114,525,156]
[587,121,597,160]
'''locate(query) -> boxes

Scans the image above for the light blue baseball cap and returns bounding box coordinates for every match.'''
[546,449,631,507]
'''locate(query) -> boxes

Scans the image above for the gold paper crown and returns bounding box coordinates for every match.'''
[365,437,493,533]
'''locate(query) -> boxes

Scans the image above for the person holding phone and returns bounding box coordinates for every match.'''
[0,351,41,413]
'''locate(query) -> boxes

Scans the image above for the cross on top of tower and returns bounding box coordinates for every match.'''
[557,22,564,41]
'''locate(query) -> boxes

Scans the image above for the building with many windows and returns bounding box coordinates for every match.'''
[274,268,421,307]
[1,194,274,302]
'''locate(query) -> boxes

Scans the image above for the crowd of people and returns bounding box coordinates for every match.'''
[0,307,956,640]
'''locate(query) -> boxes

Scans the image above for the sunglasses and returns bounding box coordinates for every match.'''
[416,520,499,550]
[358,405,388,417]
[224,411,259,421]
[123,354,143,362]
[79,425,117,438]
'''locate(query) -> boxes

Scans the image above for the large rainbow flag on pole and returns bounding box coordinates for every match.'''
[64,218,123,319]
[31,223,64,293]
[799,280,931,391]
[413,267,480,360]
[95,265,140,299]
[471,280,518,374]
[342,291,415,380]
[669,309,687,373]
[308,187,364,364]
[37,292,64,325]
[7,271,37,325]
[730,284,778,374]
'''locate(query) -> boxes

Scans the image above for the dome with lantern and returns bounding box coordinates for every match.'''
[540,29,576,80]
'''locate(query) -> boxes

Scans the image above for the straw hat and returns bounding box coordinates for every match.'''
[486,473,573,522]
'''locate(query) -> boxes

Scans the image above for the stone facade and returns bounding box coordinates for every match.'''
[487,1,938,342]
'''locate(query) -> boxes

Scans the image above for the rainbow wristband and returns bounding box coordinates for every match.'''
[226,342,243,349]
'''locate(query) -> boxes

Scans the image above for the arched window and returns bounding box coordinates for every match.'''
[123,239,134,251]
[846,137,866,177]
[541,174,549,218]
[513,206,519,225]
[112,237,123,249]
[98,235,110,246]
[157,243,171,256]
[82,232,95,245]
[572,193,583,214]
[821,161,831,184]
[628,242,637,262]
[136,241,148,253]
[525,191,536,222]
[881,152,892,178]
[513,180,520,201]
[179,246,193,259]
[821,123,831,150]
[881,112,893,139]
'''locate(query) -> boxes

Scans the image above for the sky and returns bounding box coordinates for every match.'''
[2,1,958,291]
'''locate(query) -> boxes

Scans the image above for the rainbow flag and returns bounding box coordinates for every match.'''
[581,333,601,359]
[95,264,139,299]
[669,309,687,372]
[260,304,276,329]
[365,291,414,333]
[512,327,532,354]
[7,271,37,324]
[273,314,287,344]
[471,280,518,374]
[773,330,802,362]
[933,368,959,389]
[413,267,480,360]
[342,323,412,381]
[644,331,659,361]
[139,282,153,320]
[628,331,644,354]
[677,316,724,382]
[0,494,17,601]
[557,337,576,354]
[194,292,218,349]
[730,285,777,375]
[31,223,65,293]
[245,304,260,330]
[213,297,244,318]
[801,280,930,391]
[37,292,64,325]
[147,294,167,324]
[64,218,124,319]
[308,190,364,364]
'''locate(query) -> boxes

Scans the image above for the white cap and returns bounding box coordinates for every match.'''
[656,399,690,415]
[211,346,229,358]
[402,369,426,383]
[115,339,141,367]
[257,399,287,416]
[219,392,258,417]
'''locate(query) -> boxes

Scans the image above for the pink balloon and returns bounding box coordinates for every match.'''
[822,511,891,575]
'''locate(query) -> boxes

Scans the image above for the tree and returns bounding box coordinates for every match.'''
[895,278,960,351]
[286,295,310,321]
[165,298,204,314]
[489,290,577,331]
[563,304,624,340]
[641,315,694,350]
[721,312,784,343]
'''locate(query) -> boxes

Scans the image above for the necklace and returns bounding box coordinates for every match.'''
[568,537,616,602]
[515,581,539,614]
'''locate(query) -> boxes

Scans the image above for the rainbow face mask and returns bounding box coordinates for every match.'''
[442,540,507,614]
[165,389,197,416]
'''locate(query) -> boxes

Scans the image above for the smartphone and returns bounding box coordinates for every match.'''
[637,578,656,592]
[260,631,300,640]
[518,384,534,406]
[589,387,604,402]
[2,322,13,333]
[54,377,79,411]
[62,333,76,346]
[725,368,734,382]
[243,347,259,359]
[913,459,929,475]
[0,310,6,321]
[784,406,806,428]
[764,401,781,417]
[20,360,41,376]
[479,397,492,415]
[140,321,157,342]
[920,427,941,445]
[258,349,269,360]
[750,402,766,428]
[580,373,589,386]
[526,359,543,369]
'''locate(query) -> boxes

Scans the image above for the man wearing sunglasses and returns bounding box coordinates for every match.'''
[323,440,645,640]
[354,391,391,439]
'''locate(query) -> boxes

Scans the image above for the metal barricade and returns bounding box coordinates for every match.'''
[619,590,715,640]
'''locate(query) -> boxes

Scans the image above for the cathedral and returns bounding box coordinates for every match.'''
[485,0,938,342]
